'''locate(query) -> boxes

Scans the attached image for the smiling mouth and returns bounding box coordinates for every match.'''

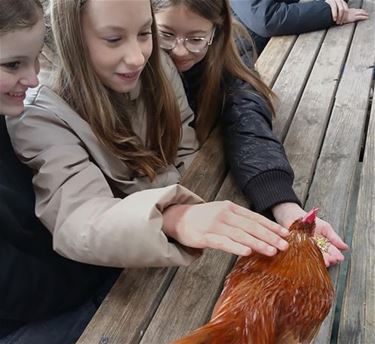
[175,59,191,65]
[6,91,26,100]
[116,71,141,81]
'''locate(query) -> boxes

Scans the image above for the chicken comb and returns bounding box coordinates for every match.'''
[302,208,319,224]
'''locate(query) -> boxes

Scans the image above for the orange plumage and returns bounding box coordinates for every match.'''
[171,208,334,344]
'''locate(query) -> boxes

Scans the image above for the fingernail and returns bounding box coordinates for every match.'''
[267,246,277,255]
[279,240,289,250]
[281,228,289,236]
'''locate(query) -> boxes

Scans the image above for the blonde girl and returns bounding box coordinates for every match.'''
[7,0,289,274]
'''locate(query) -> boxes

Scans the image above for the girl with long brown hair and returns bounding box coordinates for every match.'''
[152,0,348,266]
[7,0,290,281]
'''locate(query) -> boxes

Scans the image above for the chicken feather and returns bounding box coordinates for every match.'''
[171,208,334,344]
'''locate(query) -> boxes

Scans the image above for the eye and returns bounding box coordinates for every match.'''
[2,61,21,70]
[139,31,152,40]
[159,31,175,41]
[104,37,121,44]
[188,37,205,45]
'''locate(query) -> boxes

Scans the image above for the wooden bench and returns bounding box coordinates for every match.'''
[77,0,374,342]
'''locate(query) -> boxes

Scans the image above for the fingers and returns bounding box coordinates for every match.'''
[323,245,345,267]
[230,202,289,237]
[353,9,369,21]
[336,0,349,25]
[316,220,348,250]
[328,0,338,22]
[204,233,252,256]
[219,223,284,256]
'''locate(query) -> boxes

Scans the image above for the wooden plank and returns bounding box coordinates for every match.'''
[139,249,236,344]
[256,35,297,87]
[77,128,228,343]
[139,174,247,344]
[271,29,325,140]
[78,268,175,344]
[304,1,375,341]
[338,88,375,342]
[282,13,356,202]
[255,0,309,87]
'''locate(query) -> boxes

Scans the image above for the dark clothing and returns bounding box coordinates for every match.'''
[0,116,117,335]
[231,0,336,53]
[181,57,300,218]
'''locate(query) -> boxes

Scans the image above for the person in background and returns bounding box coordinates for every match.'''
[152,0,349,267]
[230,0,369,53]
[0,0,120,343]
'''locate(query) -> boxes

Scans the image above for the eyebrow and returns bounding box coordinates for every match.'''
[100,18,153,32]
[0,55,27,62]
[158,24,208,35]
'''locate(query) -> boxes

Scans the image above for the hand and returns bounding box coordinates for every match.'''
[272,202,349,267]
[162,201,289,257]
[341,8,369,24]
[326,0,349,25]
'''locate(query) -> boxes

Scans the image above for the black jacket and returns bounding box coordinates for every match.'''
[182,58,300,218]
[231,0,336,53]
[0,117,116,332]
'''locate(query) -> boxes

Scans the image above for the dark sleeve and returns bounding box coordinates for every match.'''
[231,0,336,37]
[221,79,301,216]
[0,190,115,322]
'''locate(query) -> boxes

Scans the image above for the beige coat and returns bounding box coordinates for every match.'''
[7,56,203,268]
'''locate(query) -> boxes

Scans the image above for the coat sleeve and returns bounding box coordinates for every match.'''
[6,107,203,268]
[230,0,335,37]
[221,77,301,215]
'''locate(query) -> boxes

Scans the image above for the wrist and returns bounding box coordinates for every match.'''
[272,202,305,227]
[162,204,192,240]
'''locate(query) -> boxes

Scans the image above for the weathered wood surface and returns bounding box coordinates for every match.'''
[78,127,228,344]
[139,175,249,343]
[307,0,375,341]
[77,0,374,342]
[338,78,375,343]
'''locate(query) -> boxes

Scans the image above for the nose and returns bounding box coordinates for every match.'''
[171,40,190,57]
[19,63,39,88]
[123,40,146,69]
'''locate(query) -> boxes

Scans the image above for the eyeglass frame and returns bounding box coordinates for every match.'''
[158,28,216,53]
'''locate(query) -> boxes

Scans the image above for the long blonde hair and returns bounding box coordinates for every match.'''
[50,0,182,180]
[152,0,275,143]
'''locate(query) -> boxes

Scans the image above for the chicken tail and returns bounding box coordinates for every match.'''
[170,318,240,344]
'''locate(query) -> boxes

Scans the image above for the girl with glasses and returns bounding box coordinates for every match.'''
[152,0,348,267]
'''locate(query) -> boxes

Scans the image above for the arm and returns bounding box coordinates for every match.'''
[231,0,335,37]
[6,103,203,268]
[221,79,301,216]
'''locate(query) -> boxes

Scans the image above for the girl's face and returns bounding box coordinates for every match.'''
[0,19,44,117]
[155,5,214,72]
[82,0,153,94]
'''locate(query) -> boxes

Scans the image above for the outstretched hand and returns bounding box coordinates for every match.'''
[162,201,289,257]
[342,8,369,24]
[326,0,368,25]
[272,202,349,267]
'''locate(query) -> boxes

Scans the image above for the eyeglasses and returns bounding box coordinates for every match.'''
[158,28,215,53]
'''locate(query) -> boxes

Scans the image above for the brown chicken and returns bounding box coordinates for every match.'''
[171,208,334,344]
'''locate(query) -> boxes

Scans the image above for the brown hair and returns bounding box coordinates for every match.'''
[0,0,42,34]
[152,0,275,142]
[50,0,182,180]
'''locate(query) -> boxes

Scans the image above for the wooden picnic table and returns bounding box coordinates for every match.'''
[77,1,374,343]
